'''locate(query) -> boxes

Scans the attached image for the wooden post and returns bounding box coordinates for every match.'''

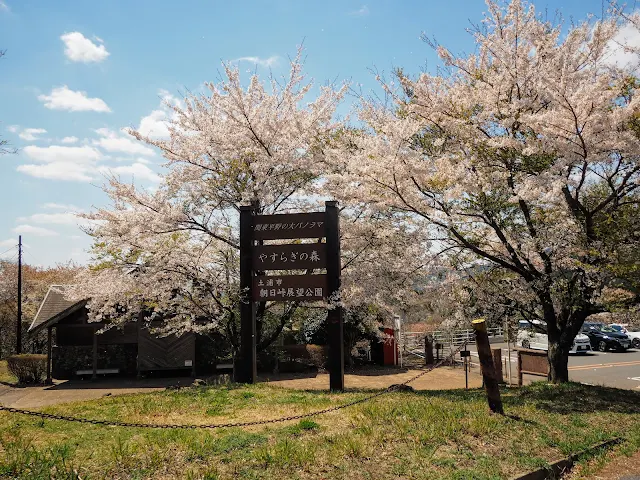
[237,204,257,384]
[517,350,523,386]
[191,334,197,377]
[325,201,344,392]
[492,348,504,384]
[46,326,53,385]
[465,356,469,389]
[92,325,98,381]
[425,335,434,365]
[472,319,504,414]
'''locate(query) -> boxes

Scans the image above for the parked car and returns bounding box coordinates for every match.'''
[580,322,631,352]
[609,324,640,349]
[517,320,592,353]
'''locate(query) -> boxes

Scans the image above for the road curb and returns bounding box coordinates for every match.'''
[509,437,623,480]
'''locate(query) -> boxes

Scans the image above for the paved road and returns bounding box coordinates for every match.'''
[467,342,640,390]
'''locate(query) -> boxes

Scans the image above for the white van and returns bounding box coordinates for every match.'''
[517,320,592,353]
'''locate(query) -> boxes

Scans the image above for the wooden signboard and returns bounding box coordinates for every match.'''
[515,347,550,385]
[237,202,344,391]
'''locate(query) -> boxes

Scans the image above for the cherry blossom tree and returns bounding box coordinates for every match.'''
[0,261,79,358]
[72,50,430,354]
[328,0,640,382]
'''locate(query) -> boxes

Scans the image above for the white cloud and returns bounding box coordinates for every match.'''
[61,136,79,144]
[132,89,182,140]
[0,1,9,12]
[18,212,90,228]
[43,202,82,211]
[349,5,369,16]
[18,128,47,141]
[22,145,102,164]
[7,125,18,133]
[38,86,111,112]
[19,145,103,182]
[93,128,155,156]
[232,55,280,68]
[18,163,93,182]
[0,239,16,249]
[137,109,170,139]
[61,32,110,63]
[12,225,59,237]
[605,22,640,69]
[98,162,161,183]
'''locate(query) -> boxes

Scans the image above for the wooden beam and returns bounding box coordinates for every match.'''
[92,325,98,381]
[325,201,344,392]
[237,204,257,384]
[46,326,52,385]
[473,319,504,415]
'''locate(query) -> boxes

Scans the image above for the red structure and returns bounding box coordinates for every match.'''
[382,327,398,366]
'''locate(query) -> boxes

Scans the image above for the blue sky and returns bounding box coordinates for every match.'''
[0,0,611,267]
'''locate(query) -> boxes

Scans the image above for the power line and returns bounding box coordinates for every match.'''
[3,252,18,263]
[0,245,17,257]
[22,247,43,266]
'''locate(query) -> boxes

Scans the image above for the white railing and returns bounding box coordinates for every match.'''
[402,326,504,351]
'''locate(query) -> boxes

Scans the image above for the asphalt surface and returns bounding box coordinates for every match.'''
[468,341,640,390]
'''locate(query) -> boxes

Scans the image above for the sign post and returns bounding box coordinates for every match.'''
[236,204,257,384]
[236,201,344,391]
[325,201,344,391]
[472,318,504,415]
[460,349,470,390]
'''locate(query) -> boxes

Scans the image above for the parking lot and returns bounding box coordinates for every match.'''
[469,342,640,390]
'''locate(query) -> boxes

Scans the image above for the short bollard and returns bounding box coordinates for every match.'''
[472,319,504,415]
[460,349,470,389]
[491,348,504,384]
[425,335,434,365]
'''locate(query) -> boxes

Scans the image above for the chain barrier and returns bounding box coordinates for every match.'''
[0,343,467,429]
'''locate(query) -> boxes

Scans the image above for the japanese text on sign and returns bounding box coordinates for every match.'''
[252,212,325,240]
[253,221,323,232]
[252,243,327,270]
[257,249,321,264]
[252,275,327,301]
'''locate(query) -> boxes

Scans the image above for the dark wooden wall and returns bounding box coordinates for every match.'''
[137,327,196,371]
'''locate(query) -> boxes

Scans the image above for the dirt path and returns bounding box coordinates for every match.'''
[574,449,640,479]
[0,366,481,408]
[263,366,483,391]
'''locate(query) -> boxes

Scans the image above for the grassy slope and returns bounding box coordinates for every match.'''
[0,382,639,480]
[0,361,16,385]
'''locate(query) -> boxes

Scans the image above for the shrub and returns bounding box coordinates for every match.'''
[278,345,328,371]
[6,354,47,384]
[305,345,328,370]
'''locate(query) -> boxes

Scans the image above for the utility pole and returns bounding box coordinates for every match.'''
[16,235,22,354]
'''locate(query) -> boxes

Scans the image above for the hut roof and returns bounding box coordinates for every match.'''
[28,285,87,334]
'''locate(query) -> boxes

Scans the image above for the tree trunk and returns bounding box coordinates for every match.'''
[547,339,570,383]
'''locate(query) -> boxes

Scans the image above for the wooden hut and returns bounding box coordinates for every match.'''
[28,285,197,382]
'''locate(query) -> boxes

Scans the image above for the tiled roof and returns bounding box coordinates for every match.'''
[28,285,86,333]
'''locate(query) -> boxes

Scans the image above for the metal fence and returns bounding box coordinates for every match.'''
[400,326,504,366]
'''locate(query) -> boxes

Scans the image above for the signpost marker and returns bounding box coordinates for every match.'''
[325,201,344,391]
[237,201,344,391]
[237,204,257,384]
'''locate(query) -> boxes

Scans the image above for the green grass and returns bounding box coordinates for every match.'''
[0,382,639,479]
[0,360,17,385]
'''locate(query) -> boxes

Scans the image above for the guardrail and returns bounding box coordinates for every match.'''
[402,326,503,349]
